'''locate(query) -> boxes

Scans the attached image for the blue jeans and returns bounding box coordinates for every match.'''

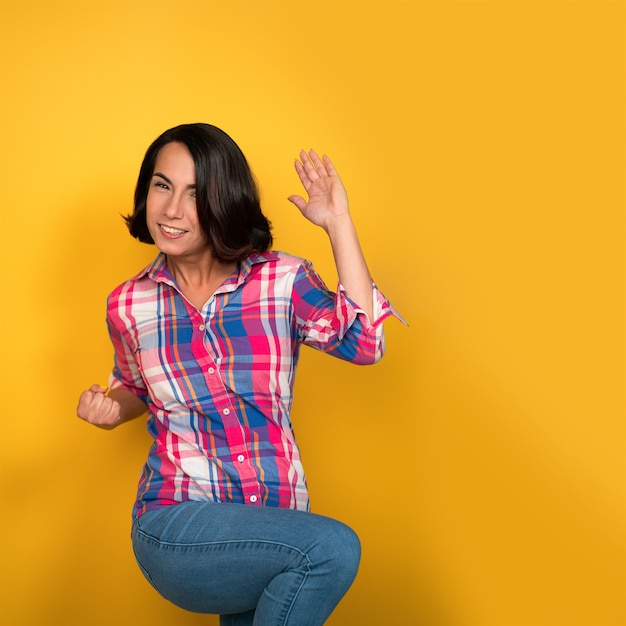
[131,501,361,625]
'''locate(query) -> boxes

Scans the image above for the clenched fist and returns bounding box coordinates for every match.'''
[77,384,122,430]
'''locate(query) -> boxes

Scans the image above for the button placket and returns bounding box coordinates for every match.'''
[189,306,261,505]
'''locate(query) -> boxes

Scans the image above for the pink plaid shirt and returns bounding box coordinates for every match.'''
[107,251,400,517]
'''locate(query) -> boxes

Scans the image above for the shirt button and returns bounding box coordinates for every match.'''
[198,324,205,331]
[208,367,215,374]
[223,408,230,415]
[237,454,245,463]
[249,495,258,503]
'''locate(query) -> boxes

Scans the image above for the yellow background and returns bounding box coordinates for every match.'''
[0,1,623,624]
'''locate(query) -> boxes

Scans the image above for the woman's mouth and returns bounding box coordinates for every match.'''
[159,224,187,237]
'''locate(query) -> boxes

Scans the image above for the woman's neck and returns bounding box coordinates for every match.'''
[166,251,237,310]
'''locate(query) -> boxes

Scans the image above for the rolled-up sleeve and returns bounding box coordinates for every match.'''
[292,260,405,365]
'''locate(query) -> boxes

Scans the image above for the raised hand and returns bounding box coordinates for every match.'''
[287,149,374,320]
[287,150,350,231]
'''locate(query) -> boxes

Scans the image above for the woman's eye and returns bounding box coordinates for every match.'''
[154,182,169,190]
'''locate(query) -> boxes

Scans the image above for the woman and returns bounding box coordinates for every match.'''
[77,123,402,625]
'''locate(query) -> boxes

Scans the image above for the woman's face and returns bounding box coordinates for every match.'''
[146,141,209,259]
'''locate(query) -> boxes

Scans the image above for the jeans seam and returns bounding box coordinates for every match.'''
[135,525,310,556]
[281,551,312,625]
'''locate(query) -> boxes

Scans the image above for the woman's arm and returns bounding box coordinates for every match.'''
[288,150,374,321]
[77,384,147,430]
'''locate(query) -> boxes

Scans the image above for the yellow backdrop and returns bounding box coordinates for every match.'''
[0,1,623,625]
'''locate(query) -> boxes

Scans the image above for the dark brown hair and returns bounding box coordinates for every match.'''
[124,123,272,262]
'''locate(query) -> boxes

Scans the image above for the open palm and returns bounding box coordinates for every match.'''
[287,150,350,231]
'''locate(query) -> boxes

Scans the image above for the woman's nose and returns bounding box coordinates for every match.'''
[164,195,184,218]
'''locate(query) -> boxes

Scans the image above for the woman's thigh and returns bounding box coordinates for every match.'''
[131,501,360,621]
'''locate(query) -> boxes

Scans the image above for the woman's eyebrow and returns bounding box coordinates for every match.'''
[153,172,196,188]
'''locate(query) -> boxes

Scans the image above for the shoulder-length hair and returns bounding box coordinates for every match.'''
[124,123,272,262]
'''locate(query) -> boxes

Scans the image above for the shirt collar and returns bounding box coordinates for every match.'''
[130,252,169,283]
[131,251,281,290]
[237,251,281,285]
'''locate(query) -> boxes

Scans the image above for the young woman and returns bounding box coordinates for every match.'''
[77,123,402,625]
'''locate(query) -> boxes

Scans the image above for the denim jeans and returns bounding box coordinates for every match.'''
[131,501,361,625]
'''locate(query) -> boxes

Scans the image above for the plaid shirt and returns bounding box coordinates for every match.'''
[107,251,400,517]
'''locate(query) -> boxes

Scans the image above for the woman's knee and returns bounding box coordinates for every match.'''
[316,519,361,584]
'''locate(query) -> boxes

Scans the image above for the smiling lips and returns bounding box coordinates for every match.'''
[159,224,187,237]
